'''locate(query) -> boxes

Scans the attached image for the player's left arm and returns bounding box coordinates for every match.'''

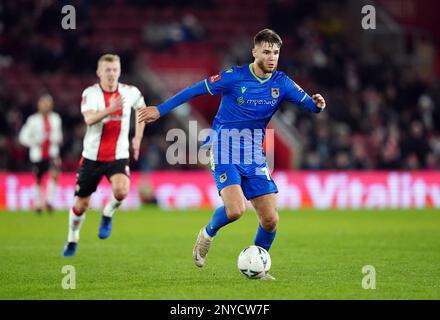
[132,88,147,160]
[132,109,146,161]
[19,116,44,147]
[18,118,32,147]
[54,114,63,146]
[284,77,326,113]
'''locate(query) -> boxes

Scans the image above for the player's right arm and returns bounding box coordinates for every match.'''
[18,118,33,147]
[18,116,43,147]
[138,68,236,124]
[81,89,123,126]
[82,95,123,126]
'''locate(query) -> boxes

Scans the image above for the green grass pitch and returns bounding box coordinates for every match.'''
[0,207,439,299]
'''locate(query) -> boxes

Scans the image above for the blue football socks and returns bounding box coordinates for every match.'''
[254,224,276,251]
[205,206,232,237]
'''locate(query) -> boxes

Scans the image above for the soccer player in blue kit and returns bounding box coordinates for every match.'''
[138,29,326,279]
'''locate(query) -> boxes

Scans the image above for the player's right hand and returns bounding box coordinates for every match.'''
[108,95,124,113]
[138,106,160,124]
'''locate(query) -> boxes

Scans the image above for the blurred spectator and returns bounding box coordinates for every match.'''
[378,125,401,169]
[143,15,205,51]
[401,121,430,168]
[181,14,205,42]
[143,19,173,50]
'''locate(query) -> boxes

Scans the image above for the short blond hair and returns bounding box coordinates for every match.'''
[97,54,120,68]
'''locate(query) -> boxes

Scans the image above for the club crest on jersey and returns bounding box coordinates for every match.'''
[210,74,222,83]
[271,88,280,98]
[219,172,227,183]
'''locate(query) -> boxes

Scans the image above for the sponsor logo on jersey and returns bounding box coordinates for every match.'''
[246,99,278,107]
[271,88,280,98]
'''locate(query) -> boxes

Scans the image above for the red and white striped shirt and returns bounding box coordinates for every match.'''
[19,112,63,163]
[80,83,145,161]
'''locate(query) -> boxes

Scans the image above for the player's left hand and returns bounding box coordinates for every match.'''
[312,94,326,109]
[138,106,160,124]
[132,136,142,161]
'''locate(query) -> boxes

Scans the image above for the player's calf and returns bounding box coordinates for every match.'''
[68,206,86,242]
[63,207,86,257]
[62,198,89,257]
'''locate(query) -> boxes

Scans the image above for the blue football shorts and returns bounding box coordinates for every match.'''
[211,160,278,200]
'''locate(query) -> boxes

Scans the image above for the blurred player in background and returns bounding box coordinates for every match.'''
[138,29,326,279]
[63,54,146,257]
[19,94,62,214]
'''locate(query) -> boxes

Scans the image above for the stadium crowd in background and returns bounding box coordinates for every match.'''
[0,0,439,172]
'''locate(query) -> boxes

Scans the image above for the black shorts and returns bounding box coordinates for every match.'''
[32,158,61,182]
[74,158,130,197]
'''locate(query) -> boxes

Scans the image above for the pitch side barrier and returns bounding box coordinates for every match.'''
[1,171,439,210]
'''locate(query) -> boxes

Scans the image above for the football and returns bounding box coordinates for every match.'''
[237,245,271,279]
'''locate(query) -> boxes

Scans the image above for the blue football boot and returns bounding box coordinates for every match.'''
[98,215,113,239]
[63,242,77,257]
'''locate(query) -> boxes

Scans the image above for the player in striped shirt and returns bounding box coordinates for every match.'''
[63,54,146,257]
[19,94,62,214]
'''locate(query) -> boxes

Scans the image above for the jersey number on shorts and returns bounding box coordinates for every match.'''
[261,167,271,180]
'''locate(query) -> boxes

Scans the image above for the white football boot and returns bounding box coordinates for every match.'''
[260,273,276,281]
[192,227,213,268]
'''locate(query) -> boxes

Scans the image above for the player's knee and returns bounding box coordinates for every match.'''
[113,188,128,201]
[226,204,246,220]
[74,199,89,214]
[49,171,59,180]
[260,213,279,232]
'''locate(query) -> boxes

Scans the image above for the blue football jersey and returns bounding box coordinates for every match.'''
[205,63,308,130]
[203,63,310,164]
